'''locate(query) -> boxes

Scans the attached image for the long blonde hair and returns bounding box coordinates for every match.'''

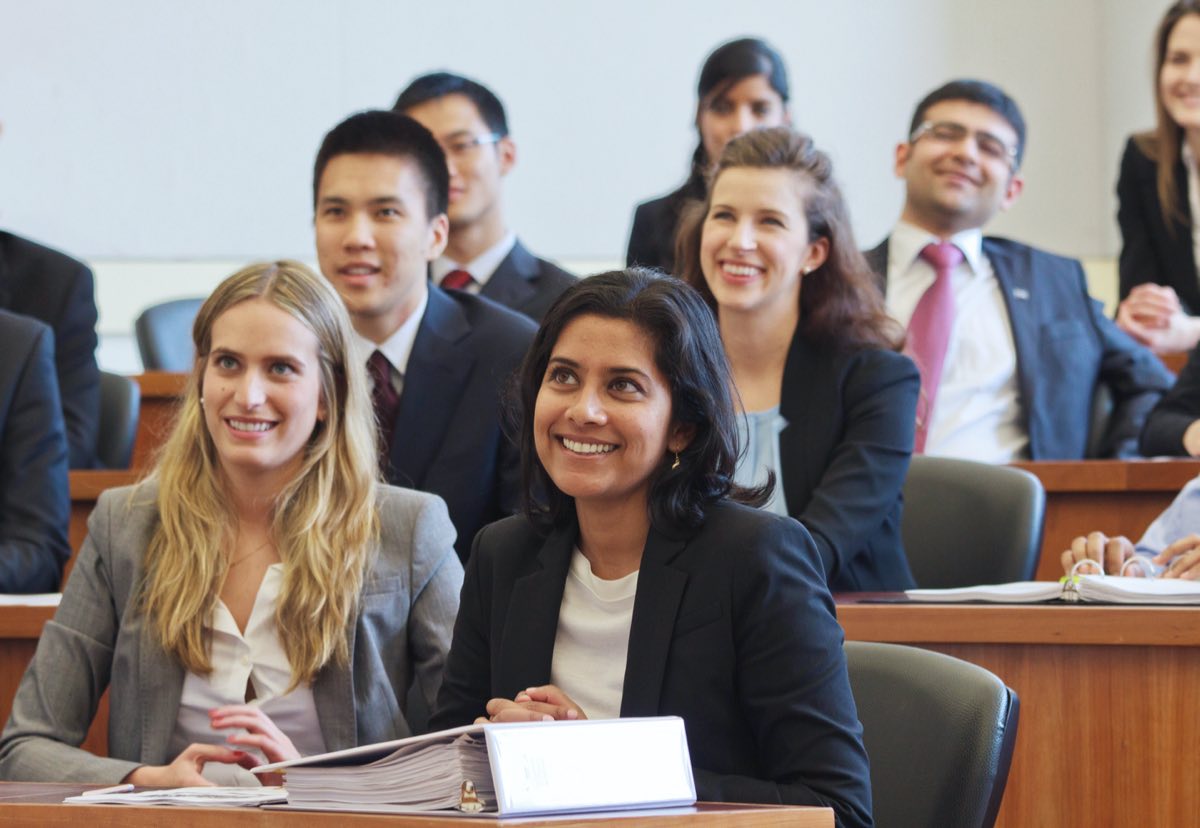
[141,260,379,688]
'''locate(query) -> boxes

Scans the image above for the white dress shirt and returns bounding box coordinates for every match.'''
[431,230,517,294]
[168,563,325,785]
[885,220,1029,462]
[353,289,429,396]
[549,548,638,721]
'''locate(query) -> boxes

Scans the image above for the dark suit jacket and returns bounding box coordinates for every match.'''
[384,287,536,563]
[782,338,918,591]
[1116,135,1200,314]
[1140,340,1200,455]
[865,236,1173,459]
[0,310,70,592]
[430,505,873,827]
[625,177,705,274]
[479,239,575,323]
[0,232,99,469]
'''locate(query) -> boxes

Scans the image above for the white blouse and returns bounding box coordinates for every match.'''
[167,563,325,785]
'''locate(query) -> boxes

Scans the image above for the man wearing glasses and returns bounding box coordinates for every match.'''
[866,79,1171,461]
[395,73,575,322]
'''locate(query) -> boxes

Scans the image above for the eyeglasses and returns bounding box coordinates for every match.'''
[909,120,1019,169]
[440,133,503,159]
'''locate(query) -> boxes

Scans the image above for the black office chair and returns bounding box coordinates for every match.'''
[97,371,140,469]
[1085,382,1114,459]
[845,641,1019,828]
[135,297,203,371]
[901,455,1045,588]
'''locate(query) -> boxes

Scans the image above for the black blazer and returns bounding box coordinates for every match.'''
[1116,135,1200,314]
[479,239,575,323]
[625,178,705,274]
[0,232,99,468]
[865,236,1173,459]
[1141,339,1200,455]
[383,287,536,563]
[0,310,70,592]
[781,337,918,591]
[430,504,873,827]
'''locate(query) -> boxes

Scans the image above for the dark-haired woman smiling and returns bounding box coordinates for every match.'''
[431,270,871,827]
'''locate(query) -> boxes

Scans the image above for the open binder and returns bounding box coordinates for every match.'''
[254,716,696,818]
[906,574,1200,604]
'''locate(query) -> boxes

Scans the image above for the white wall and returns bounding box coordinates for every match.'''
[0,0,1173,367]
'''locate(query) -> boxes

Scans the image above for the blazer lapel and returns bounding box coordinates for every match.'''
[496,523,576,696]
[312,613,358,751]
[389,288,475,488]
[139,626,185,764]
[778,337,824,515]
[984,238,1038,450]
[620,526,688,717]
[863,238,889,292]
[481,240,538,312]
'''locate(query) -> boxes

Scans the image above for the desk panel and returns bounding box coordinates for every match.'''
[131,371,187,471]
[1012,460,1200,580]
[838,598,1198,828]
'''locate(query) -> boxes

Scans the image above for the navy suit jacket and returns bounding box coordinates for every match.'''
[0,232,99,468]
[781,338,918,591]
[0,310,70,592]
[1116,135,1200,314]
[865,236,1173,459]
[478,239,575,323]
[430,504,873,827]
[384,287,536,563]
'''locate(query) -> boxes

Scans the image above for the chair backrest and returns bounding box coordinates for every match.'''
[901,455,1045,588]
[135,298,204,372]
[1085,382,1114,459]
[97,371,140,469]
[845,641,1019,828]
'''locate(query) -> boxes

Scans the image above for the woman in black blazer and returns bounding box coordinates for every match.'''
[677,127,918,592]
[1116,1,1200,354]
[431,270,872,827]
[625,37,790,274]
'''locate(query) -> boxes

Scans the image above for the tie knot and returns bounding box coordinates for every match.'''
[919,242,964,274]
[367,349,392,385]
[442,269,474,291]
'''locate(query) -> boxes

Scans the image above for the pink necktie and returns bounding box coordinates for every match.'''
[908,242,964,454]
[368,350,400,468]
[442,269,474,291]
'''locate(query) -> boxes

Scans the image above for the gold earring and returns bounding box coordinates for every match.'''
[671,452,681,470]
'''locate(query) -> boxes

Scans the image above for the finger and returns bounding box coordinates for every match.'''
[511,700,580,721]
[1104,538,1131,575]
[1084,532,1108,566]
[210,712,285,738]
[1158,534,1200,563]
[489,706,554,723]
[1164,549,1200,579]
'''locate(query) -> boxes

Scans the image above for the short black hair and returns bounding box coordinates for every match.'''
[909,79,1027,168]
[393,72,509,137]
[312,110,449,218]
[513,268,768,532]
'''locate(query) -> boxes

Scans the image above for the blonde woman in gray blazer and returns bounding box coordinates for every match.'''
[0,262,462,784]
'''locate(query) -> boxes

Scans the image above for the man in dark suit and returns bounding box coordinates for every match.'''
[0,310,71,591]
[394,73,575,322]
[313,110,536,562]
[0,231,99,468]
[865,79,1172,461]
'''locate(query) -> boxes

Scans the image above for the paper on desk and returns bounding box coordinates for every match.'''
[64,786,287,807]
[906,582,1063,603]
[0,593,61,607]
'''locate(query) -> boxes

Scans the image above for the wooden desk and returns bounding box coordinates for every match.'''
[1012,459,1200,579]
[838,597,1200,828]
[0,784,830,826]
[130,371,187,471]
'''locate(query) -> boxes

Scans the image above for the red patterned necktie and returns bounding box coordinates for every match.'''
[907,242,964,454]
[442,269,474,291]
[367,349,400,468]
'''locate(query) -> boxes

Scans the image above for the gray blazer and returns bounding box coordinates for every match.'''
[0,480,463,783]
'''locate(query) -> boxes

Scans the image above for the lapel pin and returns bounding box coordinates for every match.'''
[1012,287,1030,300]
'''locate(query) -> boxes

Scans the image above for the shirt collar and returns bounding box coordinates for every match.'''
[431,230,517,288]
[353,289,428,377]
[890,219,985,277]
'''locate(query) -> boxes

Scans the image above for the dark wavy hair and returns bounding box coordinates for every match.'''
[676,126,904,353]
[513,269,768,532]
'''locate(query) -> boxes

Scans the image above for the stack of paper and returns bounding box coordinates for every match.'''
[64,787,286,807]
[906,576,1200,604]
[906,582,1063,603]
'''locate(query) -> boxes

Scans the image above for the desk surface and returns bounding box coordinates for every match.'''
[0,785,829,826]
[837,595,1200,828]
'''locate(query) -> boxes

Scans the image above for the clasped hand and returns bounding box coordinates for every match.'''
[476,684,588,724]
[1115,284,1200,354]
[124,704,299,787]
[1060,531,1200,579]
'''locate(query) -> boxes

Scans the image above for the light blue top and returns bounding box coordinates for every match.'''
[1136,474,1200,557]
[733,407,789,517]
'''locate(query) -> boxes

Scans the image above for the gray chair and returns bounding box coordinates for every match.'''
[97,371,140,469]
[846,641,1019,828]
[901,455,1045,588]
[135,297,203,371]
